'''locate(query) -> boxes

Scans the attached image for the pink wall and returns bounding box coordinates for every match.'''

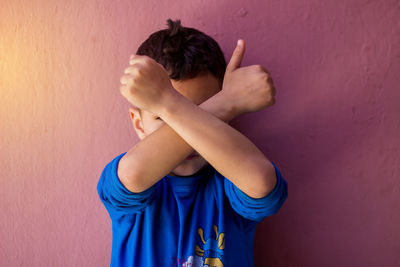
[1,0,399,266]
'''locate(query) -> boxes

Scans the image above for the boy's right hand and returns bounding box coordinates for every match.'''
[221,39,276,116]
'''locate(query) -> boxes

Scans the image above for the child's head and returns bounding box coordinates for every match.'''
[129,18,227,176]
[136,18,226,88]
[130,18,226,115]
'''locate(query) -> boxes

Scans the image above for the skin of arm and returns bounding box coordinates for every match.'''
[119,40,277,199]
[157,91,277,199]
[118,91,236,194]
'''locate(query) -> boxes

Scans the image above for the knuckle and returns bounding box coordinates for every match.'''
[268,76,274,84]
[136,67,144,74]
[256,64,264,71]
[142,56,151,64]
[130,62,140,69]
[253,64,260,69]
[264,86,274,97]
[132,65,143,75]
[258,73,269,82]
[127,77,135,86]
[124,67,131,74]
[269,86,276,96]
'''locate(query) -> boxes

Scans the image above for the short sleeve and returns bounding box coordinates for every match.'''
[96,152,160,216]
[223,161,288,222]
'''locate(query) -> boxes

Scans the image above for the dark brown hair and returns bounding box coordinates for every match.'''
[136,18,227,88]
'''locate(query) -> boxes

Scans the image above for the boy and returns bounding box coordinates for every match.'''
[97,18,288,267]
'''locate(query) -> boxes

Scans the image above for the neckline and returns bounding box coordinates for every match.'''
[165,164,214,187]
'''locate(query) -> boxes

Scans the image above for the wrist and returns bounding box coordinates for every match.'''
[199,91,237,123]
[217,95,237,123]
[158,89,185,118]
[214,91,238,122]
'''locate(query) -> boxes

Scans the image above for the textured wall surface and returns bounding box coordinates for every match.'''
[1,0,399,266]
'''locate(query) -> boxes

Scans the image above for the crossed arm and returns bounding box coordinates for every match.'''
[118,90,276,199]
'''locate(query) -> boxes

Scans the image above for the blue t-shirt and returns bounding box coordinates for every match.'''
[97,152,288,267]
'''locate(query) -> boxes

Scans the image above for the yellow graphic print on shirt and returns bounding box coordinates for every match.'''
[194,224,225,267]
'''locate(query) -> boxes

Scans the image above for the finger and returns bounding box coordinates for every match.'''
[260,66,270,75]
[120,85,125,94]
[270,97,276,106]
[120,85,128,97]
[267,75,274,85]
[124,66,138,75]
[226,39,246,73]
[129,54,147,65]
[271,85,276,96]
[120,74,131,85]
[262,68,274,86]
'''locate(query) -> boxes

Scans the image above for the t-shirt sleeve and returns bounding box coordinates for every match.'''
[96,152,160,216]
[223,161,288,222]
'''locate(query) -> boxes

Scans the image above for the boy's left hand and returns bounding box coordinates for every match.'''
[221,39,276,116]
[119,55,178,115]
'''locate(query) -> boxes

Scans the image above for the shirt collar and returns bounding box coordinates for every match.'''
[165,163,214,187]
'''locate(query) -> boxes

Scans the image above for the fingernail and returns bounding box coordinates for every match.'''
[237,39,241,46]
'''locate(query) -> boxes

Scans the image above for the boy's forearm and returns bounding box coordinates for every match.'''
[159,92,276,199]
[118,91,235,193]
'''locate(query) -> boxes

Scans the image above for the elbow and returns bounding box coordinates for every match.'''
[257,162,278,198]
[117,159,147,193]
[118,170,142,193]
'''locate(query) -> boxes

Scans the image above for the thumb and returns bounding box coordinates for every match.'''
[226,39,245,73]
